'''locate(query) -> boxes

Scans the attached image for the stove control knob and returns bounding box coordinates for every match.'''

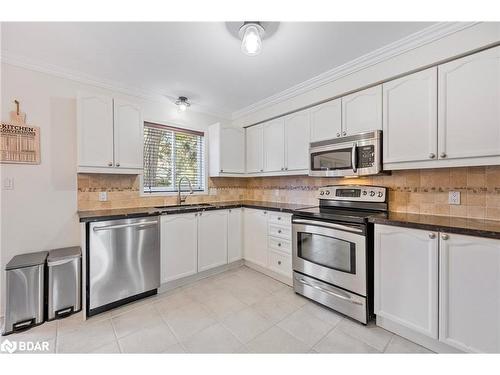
[325,191,330,195]
[377,192,383,197]
[362,191,367,196]
[370,191,375,197]
[320,191,325,196]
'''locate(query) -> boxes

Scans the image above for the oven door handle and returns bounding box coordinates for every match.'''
[296,278,363,306]
[292,219,363,234]
[351,143,357,174]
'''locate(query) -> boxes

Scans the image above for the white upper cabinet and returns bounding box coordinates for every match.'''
[263,119,286,172]
[383,68,438,165]
[439,233,500,353]
[198,210,228,272]
[310,98,342,142]
[113,99,143,170]
[374,225,439,339]
[208,123,245,176]
[227,208,243,263]
[243,208,268,268]
[77,93,114,169]
[342,85,382,135]
[160,213,198,284]
[246,124,264,173]
[284,109,310,171]
[438,46,500,160]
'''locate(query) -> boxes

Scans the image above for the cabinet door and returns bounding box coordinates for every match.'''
[285,110,310,171]
[310,99,342,142]
[228,208,243,262]
[263,119,285,172]
[113,99,143,170]
[438,46,500,160]
[160,213,198,283]
[374,225,439,339]
[342,85,382,135]
[198,210,228,272]
[77,93,114,168]
[439,233,500,353]
[243,209,268,268]
[246,125,263,173]
[220,127,245,173]
[383,68,438,164]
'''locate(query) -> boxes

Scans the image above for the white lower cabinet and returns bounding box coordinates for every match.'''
[243,208,269,268]
[439,233,500,353]
[160,213,198,283]
[197,210,228,272]
[227,208,243,263]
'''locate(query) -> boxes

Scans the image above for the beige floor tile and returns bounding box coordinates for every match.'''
[161,301,217,340]
[57,319,116,353]
[229,284,273,306]
[272,287,309,309]
[300,302,344,326]
[246,326,310,353]
[201,291,247,320]
[57,311,111,336]
[384,335,434,353]
[153,290,196,314]
[313,328,380,353]
[182,323,243,353]
[336,319,393,352]
[251,293,301,324]
[118,322,178,353]
[109,296,155,317]
[89,340,121,353]
[222,307,274,343]
[163,343,186,353]
[112,305,164,339]
[278,308,335,347]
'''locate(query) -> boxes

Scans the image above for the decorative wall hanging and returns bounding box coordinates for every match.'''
[0,100,40,164]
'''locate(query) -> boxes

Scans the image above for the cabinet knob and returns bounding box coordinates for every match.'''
[336,132,340,137]
[281,167,284,171]
[278,229,282,234]
[342,131,347,136]
[440,152,447,158]
[108,162,113,166]
[441,234,449,240]
[278,261,282,265]
[285,167,288,171]
[260,169,264,172]
[428,233,436,239]
[116,162,120,167]
[277,217,281,220]
[229,209,231,213]
[278,243,281,247]
[220,169,223,172]
[429,153,436,159]
[263,211,267,214]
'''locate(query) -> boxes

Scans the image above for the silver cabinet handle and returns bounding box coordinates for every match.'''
[116,162,120,167]
[440,152,447,158]
[441,234,449,240]
[336,132,340,137]
[108,162,113,166]
[93,220,157,232]
[296,278,363,306]
[429,233,436,239]
[343,131,347,136]
[292,218,363,234]
[429,153,436,159]
[351,143,358,174]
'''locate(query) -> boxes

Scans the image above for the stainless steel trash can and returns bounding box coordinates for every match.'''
[47,246,81,320]
[3,251,48,335]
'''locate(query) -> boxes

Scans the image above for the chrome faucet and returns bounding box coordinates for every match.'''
[177,176,193,205]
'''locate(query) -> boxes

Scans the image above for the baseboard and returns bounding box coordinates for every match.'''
[244,260,293,287]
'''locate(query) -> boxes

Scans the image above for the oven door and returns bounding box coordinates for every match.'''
[292,218,367,296]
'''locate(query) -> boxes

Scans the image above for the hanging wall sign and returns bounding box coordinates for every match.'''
[0,100,40,164]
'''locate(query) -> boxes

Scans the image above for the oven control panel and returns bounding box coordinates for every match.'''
[317,185,386,202]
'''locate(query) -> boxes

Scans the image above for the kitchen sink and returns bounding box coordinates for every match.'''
[155,203,214,212]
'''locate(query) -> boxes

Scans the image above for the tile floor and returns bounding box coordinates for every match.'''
[1,266,432,354]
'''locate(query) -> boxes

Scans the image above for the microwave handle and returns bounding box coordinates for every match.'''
[351,143,357,173]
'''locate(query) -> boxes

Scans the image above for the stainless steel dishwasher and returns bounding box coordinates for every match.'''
[87,216,160,316]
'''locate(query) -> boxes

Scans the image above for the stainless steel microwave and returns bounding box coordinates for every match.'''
[309,130,382,177]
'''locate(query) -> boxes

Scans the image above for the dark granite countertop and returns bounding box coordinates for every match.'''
[369,212,500,240]
[78,200,314,223]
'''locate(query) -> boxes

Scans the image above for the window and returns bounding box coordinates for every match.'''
[143,122,205,193]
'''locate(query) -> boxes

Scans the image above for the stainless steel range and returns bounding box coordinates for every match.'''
[292,185,387,324]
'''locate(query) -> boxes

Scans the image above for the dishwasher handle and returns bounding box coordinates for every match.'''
[93,220,158,232]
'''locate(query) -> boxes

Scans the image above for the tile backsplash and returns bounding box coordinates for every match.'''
[78,166,500,220]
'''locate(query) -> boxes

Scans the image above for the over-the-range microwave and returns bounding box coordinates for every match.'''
[309,130,382,177]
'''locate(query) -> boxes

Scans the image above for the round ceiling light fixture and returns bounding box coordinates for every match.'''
[175,96,191,112]
[239,22,265,56]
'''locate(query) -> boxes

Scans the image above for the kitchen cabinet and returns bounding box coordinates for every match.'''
[342,85,382,136]
[263,119,286,172]
[198,210,228,272]
[383,68,438,166]
[113,99,143,169]
[310,98,342,142]
[208,123,245,176]
[243,208,268,268]
[160,213,198,283]
[246,124,264,173]
[284,109,310,171]
[374,225,439,339]
[439,233,500,353]
[227,208,243,263]
[438,46,500,161]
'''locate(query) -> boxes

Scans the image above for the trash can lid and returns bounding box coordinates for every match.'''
[6,251,49,270]
[47,246,81,264]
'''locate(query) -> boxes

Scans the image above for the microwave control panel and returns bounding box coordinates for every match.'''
[357,145,375,168]
[317,185,386,202]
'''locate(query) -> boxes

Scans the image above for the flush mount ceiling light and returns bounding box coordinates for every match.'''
[175,96,190,112]
[239,22,265,56]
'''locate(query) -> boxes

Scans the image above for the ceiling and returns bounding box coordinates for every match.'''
[1,22,435,117]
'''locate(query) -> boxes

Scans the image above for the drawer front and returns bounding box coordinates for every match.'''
[268,236,291,254]
[268,212,291,225]
[268,250,292,277]
[268,223,291,239]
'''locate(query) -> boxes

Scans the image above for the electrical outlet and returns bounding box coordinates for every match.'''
[2,177,14,190]
[99,191,108,202]
[448,191,461,205]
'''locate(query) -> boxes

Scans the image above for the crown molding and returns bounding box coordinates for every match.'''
[0,50,231,120]
[231,22,480,121]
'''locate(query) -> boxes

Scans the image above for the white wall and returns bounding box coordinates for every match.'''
[233,22,500,127]
[0,63,226,317]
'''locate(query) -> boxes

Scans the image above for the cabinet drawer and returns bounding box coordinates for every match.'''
[268,223,291,239]
[268,250,292,277]
[268,212,291,225]
[268,236,291,254]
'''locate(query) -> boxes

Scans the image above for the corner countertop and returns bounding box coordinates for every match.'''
[369,212,500,240]
[78,200,314,223]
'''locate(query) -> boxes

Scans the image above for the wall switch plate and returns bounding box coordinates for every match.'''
[99,191,108,202]
[2,177,14,190]
[448,191,461,205]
